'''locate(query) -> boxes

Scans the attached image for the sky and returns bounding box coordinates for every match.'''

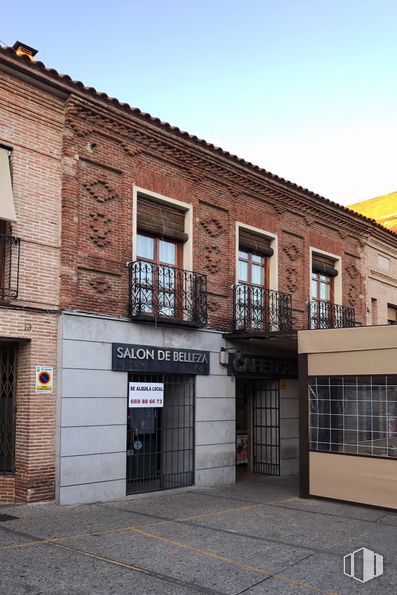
[2,0,397,206]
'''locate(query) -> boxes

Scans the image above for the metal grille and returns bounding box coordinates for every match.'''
[129,260,207,328]
[234,284,292,333]
[126,374,194,494]
[309,376,397,458]
[0,344,16,472]
[0,234,21,299]
[252,380,280,475]
[308,300,355,329]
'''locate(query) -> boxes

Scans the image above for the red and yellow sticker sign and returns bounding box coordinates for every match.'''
[35,366,54,394]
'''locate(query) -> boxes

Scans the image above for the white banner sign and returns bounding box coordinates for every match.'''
[128,382,164,408]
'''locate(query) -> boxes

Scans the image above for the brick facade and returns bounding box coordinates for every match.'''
[362,238,397,325]
[0,66,63,502]
[1,46,397,502]
[60,96,370,330]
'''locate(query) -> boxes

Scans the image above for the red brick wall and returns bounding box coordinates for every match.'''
[61,96,367,329]
[0,70,63,502]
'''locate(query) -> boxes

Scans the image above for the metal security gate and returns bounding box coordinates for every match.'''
[252,380,280,475]
[0,344,16,472]
[127,374,194,494]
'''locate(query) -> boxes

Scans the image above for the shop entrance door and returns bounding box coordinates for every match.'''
[252,380,280,475]
[127,374,194,494]
[236,379,280,476]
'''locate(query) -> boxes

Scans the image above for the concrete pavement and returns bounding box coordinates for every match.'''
[0,475,396,594]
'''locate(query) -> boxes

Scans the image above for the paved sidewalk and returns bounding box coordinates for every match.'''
[0,476,395,594]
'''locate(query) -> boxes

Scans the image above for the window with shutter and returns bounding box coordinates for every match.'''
[311,253,338,303]
[237,229,273,330]
[310,253,339,328]
[137,194,188,242]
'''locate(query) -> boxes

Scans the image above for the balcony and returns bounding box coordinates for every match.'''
[129,260,207,328]
[0,234,20,299]
[307,299,355,330]
[233,284,293,334]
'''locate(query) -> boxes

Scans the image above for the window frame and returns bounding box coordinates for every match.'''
[135,232,183,319]
[309,248,341,305]
[309,375,397,460]
[235,224,278,291]
[237,246,270,331]
[238,249,269,289]
[136,233,182,269]
[311,271,334,304]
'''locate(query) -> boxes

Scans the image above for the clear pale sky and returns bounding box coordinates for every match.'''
[2,0,396,206]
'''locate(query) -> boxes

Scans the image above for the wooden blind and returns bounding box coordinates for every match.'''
[312,253,338,277]
[137,195,188,242]
[239,229,274,256]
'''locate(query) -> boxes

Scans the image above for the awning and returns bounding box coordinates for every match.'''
[0,148,16,222]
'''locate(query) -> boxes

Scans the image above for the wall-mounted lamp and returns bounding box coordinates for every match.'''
[219,348,229,366]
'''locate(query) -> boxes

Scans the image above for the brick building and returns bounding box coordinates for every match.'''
[0,43,63,502]
[1,42,397,505]
[349,193,397,326]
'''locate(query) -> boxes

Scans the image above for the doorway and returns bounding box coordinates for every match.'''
[126,373,194,494]
[0,344,16,473]
[236,379,280,477]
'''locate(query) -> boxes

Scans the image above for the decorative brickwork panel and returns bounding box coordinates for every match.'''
[89,213,112,248]
[280,232,305,302]
[340,252,365,324]
[83,178,119,204]
[78,165,120,257]
[199,203,227,281]
[283,243,302,262]
[77,268,126,315]
[285,267,299,294]
[198,201,231,329]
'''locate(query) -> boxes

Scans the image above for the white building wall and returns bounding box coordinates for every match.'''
[57,312,235,505]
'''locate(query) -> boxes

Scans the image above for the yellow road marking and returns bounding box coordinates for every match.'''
[50,541,148,574]
[0,495,337,594]
[0,496,298,552]
[142,496,297,528]
[128,527,338,595]
[0,525,133,551]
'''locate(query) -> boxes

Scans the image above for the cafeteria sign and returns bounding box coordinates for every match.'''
[35,366,54,394]
[128,382,164,408]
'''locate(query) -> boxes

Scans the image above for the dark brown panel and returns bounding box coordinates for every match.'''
[137,195,188,242]
[239,228,274,256]
[312,253,338,277]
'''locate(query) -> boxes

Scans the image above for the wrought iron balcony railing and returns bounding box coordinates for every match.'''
[308,299,355,330]
[129,260,207,327]
[233,284,293,333]
[0,234,20,299]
